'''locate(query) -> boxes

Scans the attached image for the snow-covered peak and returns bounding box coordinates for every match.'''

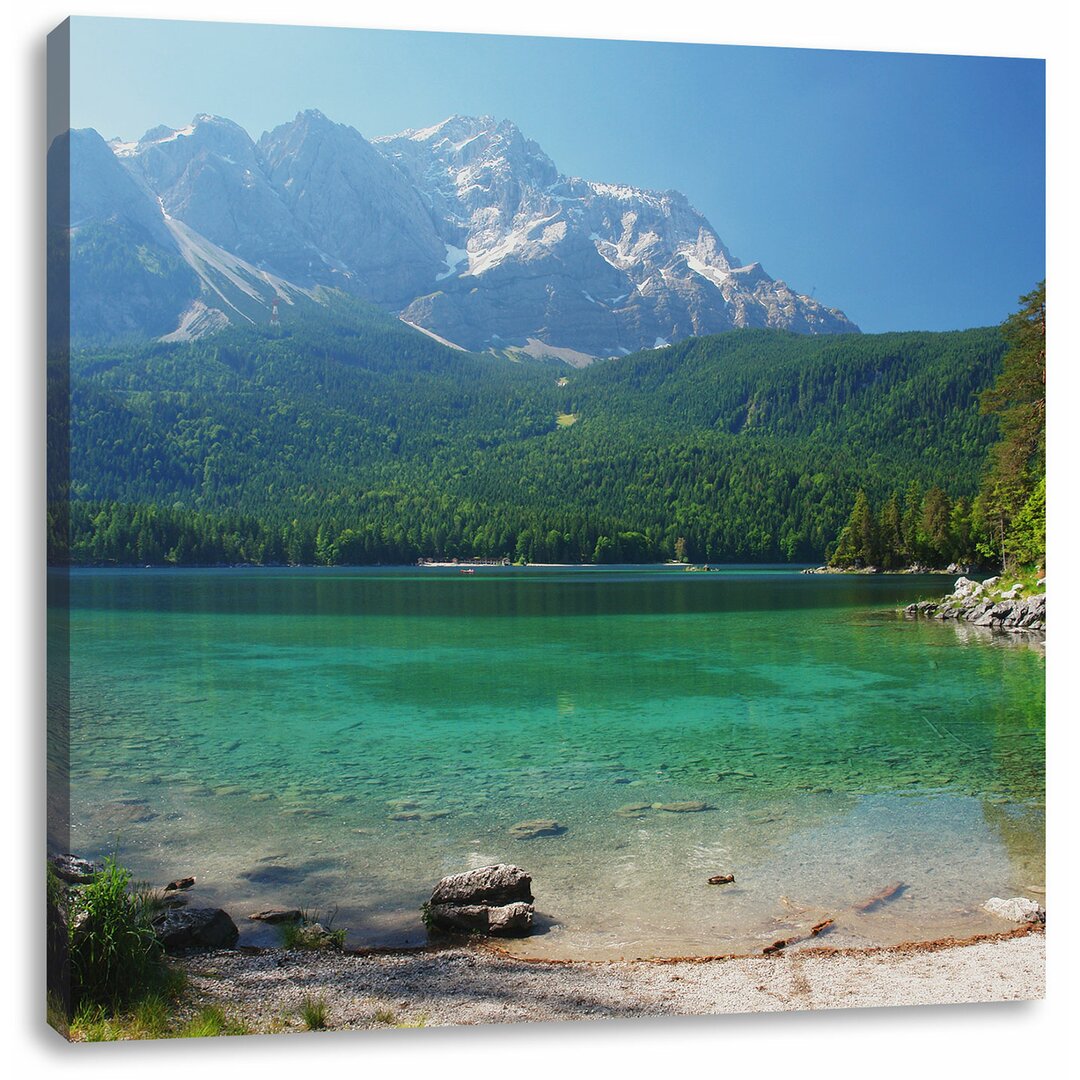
[378,114,558,193]
[74,109,859,353]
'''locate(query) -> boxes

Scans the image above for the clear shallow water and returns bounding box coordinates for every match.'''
[60,567,1044,959]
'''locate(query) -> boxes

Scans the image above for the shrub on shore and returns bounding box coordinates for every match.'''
[49,854,245,1041]
[66,855,163,1011]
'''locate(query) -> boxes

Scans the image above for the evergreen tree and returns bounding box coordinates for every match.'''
[921,486,953,565]
[878,492,904,570]
[976,281,1046,569]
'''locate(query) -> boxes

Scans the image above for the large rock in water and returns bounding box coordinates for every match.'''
[427,864,534,937]
[152,907,239,951]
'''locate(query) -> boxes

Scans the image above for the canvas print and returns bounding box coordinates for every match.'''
[46,16,1046,1040]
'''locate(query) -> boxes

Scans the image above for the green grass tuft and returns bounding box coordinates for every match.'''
[279,908,346,950]
[68,855,163,1011]
[300,996,329,1031]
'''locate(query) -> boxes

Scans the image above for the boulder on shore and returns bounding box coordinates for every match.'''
[426,864,535,937]
[49,853,101,884]
[983,897,1045,924]
[152,907,239,951]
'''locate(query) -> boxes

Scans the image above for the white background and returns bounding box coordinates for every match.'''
[4,2,1076,1076]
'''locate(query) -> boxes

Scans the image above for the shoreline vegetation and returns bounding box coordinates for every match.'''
[48,854,1045,1040]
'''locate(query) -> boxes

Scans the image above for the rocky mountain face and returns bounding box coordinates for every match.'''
[376,116,857,357]
[53,110,858,356]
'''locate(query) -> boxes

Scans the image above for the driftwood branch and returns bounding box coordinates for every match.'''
[762,919,835,955]
[763,882,907,954]
[851,881,906,913]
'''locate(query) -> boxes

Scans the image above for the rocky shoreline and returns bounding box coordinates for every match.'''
[802,562,973,575]
[902,575,1046,633]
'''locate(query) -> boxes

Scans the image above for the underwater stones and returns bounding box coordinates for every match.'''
[426,864,535,937]
[152,907,239,951]
[509,819,567,840]
[654,801,710,813]
[389,807,452,822]
[100,800,157,824]
[983,897,1045,924]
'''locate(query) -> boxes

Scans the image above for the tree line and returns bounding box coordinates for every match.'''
[54,300,1011,567]
[827,282,1045,572]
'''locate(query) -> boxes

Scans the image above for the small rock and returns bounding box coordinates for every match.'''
[509,819,567,839]
[164,876,195,892]
[983,897,1045,924]
[953,576,983,597]
[152,907,239,951]
[49,853,100,884]
[248,908,303,923]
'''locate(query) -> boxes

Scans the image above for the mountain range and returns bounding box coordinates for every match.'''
[51,110,858,359]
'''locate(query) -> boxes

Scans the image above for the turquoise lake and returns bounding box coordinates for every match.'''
[58,566,1045,959]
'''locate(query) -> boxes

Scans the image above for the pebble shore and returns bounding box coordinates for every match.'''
[173,929,1044,1032]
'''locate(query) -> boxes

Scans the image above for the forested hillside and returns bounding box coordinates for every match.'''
[826,282,1045,573]
[58,300,1005,565]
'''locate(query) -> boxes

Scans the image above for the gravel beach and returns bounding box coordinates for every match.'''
[174,928,1044,1033]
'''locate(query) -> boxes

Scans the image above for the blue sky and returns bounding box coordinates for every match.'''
[67,16,1045,334]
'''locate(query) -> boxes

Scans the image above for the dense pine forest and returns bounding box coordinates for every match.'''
[827,282,1045,573]
[53,294,1015,567]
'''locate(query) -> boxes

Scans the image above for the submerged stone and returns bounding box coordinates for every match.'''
[509,819,567,839]
[248,908,302,923]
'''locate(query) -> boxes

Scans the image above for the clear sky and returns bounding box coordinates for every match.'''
[66,15,1045,334]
